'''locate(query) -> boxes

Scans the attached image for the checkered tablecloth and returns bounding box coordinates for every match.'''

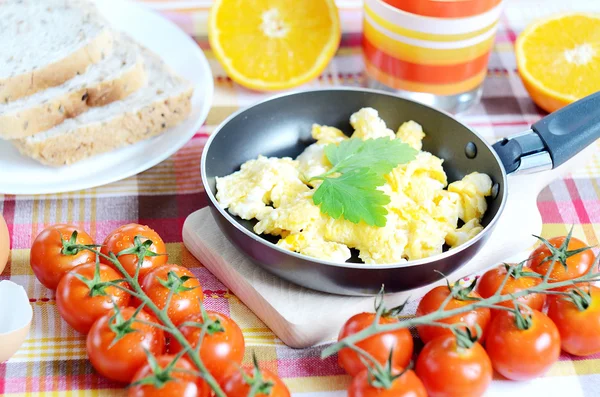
[2,0,600,395]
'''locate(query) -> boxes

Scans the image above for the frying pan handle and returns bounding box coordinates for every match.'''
[532,91,600,168]
[492,91,600,174]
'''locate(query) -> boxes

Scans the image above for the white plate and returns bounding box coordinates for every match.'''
[0,0,213,195]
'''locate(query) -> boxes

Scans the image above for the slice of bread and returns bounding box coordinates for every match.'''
[0,38,146,139]
[0,0,114,103]
[13,48,194,166]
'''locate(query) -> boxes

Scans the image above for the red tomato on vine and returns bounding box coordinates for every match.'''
[416,280,491,343]
[169,310,245,382]
[219,357,290,397]
[548,285,600,356]
[485,309,560,381]
[477,262,545,316]
[528,231,595,289]
[128,355,211,397]
[139,264,203,326]
[416,333,492,397]
[56,261,130,333]
[87,306,165,383]
[100,224,167,280]
[338,310,413,376]
[30,225,96,290]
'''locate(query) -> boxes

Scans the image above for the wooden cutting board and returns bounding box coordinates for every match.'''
[182,146,595,348]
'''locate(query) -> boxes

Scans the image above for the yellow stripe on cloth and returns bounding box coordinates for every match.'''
[286,375,351,393]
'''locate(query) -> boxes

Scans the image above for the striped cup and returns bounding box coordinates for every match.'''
[363,0,503,111]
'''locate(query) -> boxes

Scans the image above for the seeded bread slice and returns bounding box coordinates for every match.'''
[13,48,194,166]
[0,0,114,103]
[0,38,146,139]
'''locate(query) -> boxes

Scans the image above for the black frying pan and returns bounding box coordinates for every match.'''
[201,88,600,296]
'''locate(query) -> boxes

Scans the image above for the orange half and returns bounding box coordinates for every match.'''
[209,0,341,91]
[516,13,600,112]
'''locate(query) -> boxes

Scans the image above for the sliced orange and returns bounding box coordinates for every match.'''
[516,13,600,113]
[208,0,341,91]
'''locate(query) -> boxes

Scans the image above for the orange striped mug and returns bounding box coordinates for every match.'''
[363,0,503,112]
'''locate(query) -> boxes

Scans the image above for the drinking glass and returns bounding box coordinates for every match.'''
[363,0,503,113]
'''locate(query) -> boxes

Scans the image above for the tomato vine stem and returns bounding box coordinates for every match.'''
[322,257,600,359]
[74,244,228,397]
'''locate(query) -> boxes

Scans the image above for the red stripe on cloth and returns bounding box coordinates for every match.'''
[1,196,15,280]
[583,199,600,223]
[2,376,120,392]
[363,37,491,84]
[537,201,564,223]
[340,32,363,48]
[500,13,518,43]
[277,356,347,378]
[203,289,230,297]
[564,178,592,224]
[0,362,5,394]
[2,195,15,246]
[138,217,185,243]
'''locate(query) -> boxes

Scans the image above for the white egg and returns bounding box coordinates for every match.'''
[0,280,33,362]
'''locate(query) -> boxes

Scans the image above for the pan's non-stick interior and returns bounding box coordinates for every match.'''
[203,89,506,263]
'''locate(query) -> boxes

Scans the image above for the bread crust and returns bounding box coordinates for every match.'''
[13,88,193,166]
[0,52,146,139]
[0,28,114,104]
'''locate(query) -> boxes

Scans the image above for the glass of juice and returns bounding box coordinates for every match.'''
[363,0,503,113]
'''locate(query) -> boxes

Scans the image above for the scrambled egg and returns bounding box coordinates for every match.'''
[215,108,492,264]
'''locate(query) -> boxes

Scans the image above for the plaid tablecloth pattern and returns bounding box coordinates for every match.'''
[2,1,600,395]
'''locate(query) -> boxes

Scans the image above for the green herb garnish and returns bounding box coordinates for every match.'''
[310,137,417,227]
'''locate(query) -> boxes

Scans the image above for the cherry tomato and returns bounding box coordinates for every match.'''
[30,224,95,290]
[348,368,427,397]
[528,236,595,288]
[100,224,167,280]
[56,262,131,334]
[416,285,491,343]
[415,335,492,397]
[139,264,203,326]
[220,366,290,397]
[477,264,545,315]
[87,307,165,383]
[548,285,600,356]
[128,355,211,397]
[169,311,245,381]
[338,312,413,376]
[485,309,560,380]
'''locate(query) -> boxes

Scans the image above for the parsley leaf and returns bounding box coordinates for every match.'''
[311,137,418,227]
[313,168,391,227]
[324,137,418,176]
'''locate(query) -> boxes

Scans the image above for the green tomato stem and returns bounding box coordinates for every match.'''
[75,245,227,397]
[105,281,145,300]
[321,271,600,359]
[492,265,515,298]
[438,284,458,310]
[247,382,261,397]
[133,318,172,333]
[344,342,387,374]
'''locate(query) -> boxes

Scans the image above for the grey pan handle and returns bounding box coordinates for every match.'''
[492,91,600,174]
